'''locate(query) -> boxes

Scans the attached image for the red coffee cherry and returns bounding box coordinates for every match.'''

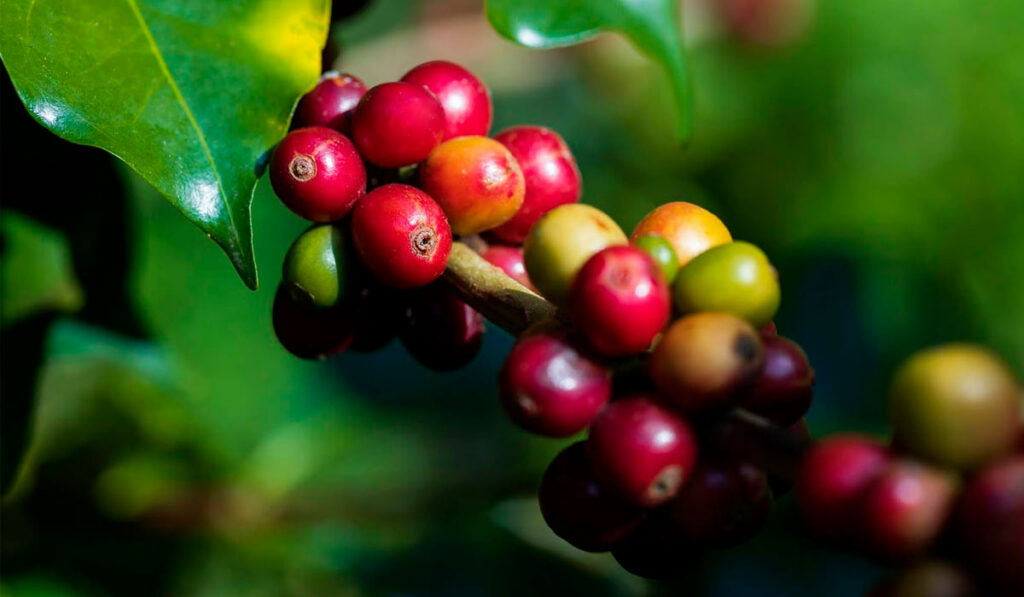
[539,441,646,552]
[568,246,671,357]
[400,282,484,371]
[480,244,536,292]
[293,72,367,134]
[351,82,445,167]
[958,456,1024,594]
[401,60,492,139]
[588,396,699,507]
[269,126,366,222]
[858,460,956,562]
[419,136,525,235]
[610,510,704,579]
[740,334,815,425]
[351,184,452,288]
[272,285,354,359]
[499,328,611,437]
[490,126,582,244]
[796,434,889,542]
[670,458,773,548]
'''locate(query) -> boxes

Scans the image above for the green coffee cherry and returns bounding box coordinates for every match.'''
[890,344,1021,470]
[631,234,679,284]
[281,224,351,308]
[672,241,779,328]
[523,204,627,305]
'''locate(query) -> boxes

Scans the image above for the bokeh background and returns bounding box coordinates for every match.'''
[2,0,1023,594]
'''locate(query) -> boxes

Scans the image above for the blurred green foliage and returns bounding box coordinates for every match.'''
[2,0,1023,595]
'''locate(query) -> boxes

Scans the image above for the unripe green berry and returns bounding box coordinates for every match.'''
[631,234,679,284]
[672,241,780,327]
[281,224,351,308]
[523,204,627,305]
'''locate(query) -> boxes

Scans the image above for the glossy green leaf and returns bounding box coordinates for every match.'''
[485,0,692,142]
[0,0,331,289]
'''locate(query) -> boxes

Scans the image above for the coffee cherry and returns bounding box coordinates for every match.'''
[419,136,525,235]
[740,334,814,425]
[858,460,956,562]
[669,458,773,547]
[610,510,704,579]
[889,344,1021,470]
[499,328,611,437]
[281,224,351,309]
[348,277,402,352]
[795,435,889,542]
[761,321,778,335]
[957,456,1024,594]
[479,244,536,292]
[400,282,483,371]
[630,201,732,267]
[351,184,452,288]
[568,246,671,357]
[588,396,698,507]
[631,234,679,284]
[673,241,781,328]
[767,418,811,499]
[867,561,978,597]
[523,204,627,305]
[272,285,353,359]
[351,82,445,167]
[649,312,764,413]
[293,72,367,134]
[489,126,582,244]
[269,127,366,222]
[539,442,646,552]
[400,60,492,139]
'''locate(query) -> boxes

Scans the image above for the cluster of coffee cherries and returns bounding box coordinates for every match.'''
[797,344,1023,595]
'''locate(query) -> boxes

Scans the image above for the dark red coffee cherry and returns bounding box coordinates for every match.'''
[957,456,1024,594]
[568,245,671,357]
[670,458,773,548]
[490,126,582,244]
[272,285,354,359]
[351,82,445,167]
[351,184,452,288]
[480,244,536,292]
[269,126,366,222]
[796,434,889,542]
[399,282,484,371]
[401,60,492,139]
[610,509,704,579]
[740,334,815,425]
[499,328,611,437]
[858,459,956,562]
[539,441,646,552]
[588,396,699,507]
[293,72,367,134]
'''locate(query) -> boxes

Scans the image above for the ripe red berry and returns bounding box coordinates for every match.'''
[588,396,699,507]
[568,246,671,357]
[351,184,452,288]
[272,285,354,359]
[670,458,773,548]
[498,329,611,437]
[490,126,582,244]
[957,456,1024,593]
[400,282,484,371]
[740,334,815,425]
[292,72,367,134]
[269,127,366,222]
[480,244,536,292]
[795,435,889,542]
[610,510,704,579]
[858,460,956,562]
[351,82,445,167]
[538,442,646,552]
[400,60,492,139]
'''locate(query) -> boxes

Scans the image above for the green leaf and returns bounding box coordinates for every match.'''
[485,0,692,142]
[0,0,331,289]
